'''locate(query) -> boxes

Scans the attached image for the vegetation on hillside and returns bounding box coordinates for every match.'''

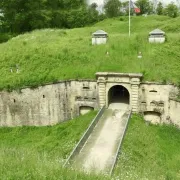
[136,0,179,17]
[0,0,103,34]
[0,112,179,179]
[1,0,178,35]
[114,115,180,180]
[0,111,108,179]
[0,16,180,90]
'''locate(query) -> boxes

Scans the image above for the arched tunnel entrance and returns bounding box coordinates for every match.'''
[108,85,130,109]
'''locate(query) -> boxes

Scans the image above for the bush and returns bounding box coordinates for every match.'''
[0,33,11,43]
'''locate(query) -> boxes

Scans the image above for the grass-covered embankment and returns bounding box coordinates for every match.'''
[0,112,180,179]
[0,111,108,179]
[0,16,180,90]
[114,115,180,180]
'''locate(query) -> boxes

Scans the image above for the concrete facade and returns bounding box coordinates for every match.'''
[0,80,98,127]
[149,37,165,43]
[139,83,179,125]
[149,29,166,43]
[0,73,179,127]
[96,72,180,127]
[169,99,180,126]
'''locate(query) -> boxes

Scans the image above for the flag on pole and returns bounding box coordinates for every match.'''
[128,0,140,37]
[130,1,141,13]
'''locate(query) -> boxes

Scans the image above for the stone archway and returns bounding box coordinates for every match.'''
[108,85,130,109]
[96,72,143,112]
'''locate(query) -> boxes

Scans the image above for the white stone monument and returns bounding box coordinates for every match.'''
[92,30,108,45]
[149,29,165,43]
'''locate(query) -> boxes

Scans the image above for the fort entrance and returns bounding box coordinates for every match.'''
[96,72,142,112]
[108,85,130,108]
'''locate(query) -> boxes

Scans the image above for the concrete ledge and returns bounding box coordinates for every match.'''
[96,72,143,78]
[63,106,106,167]
[109,109,132,175]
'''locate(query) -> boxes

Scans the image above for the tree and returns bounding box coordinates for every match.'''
[156,2,164,15]
[90,3,98,9]
[104,0,122,18]
[88,3,100,24]
[148,2,154,14]
[136,0,152,15]
[164,3,179,18]
[0,0,102,33]
[0,0,49,33]
[121,1,136,16]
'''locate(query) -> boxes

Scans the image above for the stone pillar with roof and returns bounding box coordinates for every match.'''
[92,30,108,45]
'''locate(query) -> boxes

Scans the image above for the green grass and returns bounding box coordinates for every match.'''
[0,112,179,179]
[0,111,109,179]
[114,114,180,180]
[0,15,180,90]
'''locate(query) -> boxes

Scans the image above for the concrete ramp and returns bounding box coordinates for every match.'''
[71,105,131,173]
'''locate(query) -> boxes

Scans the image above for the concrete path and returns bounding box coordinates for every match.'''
[72,103,130,173]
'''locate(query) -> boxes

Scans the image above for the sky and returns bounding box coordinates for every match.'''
[87,0,179,6]
[87,0,180,12]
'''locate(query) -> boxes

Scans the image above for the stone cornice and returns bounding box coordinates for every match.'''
[96,72,143,79]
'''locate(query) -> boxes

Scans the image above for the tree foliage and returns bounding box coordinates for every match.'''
[156,2,164,15]
[0,0,102,33]
[164,3,179,18]
[104,0,122,18]
[135,0,153,15]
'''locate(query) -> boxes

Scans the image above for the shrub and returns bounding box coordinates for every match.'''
[0,33,11,43]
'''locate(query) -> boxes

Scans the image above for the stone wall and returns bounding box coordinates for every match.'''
[96,72,179,127]
[92,37,107,45]
[169,99,180,127]
[0,76,179,128]
[149,37,165,43]
[139,83,180,127]
[0,80,98,127]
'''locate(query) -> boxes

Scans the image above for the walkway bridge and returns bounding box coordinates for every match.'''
[64,103,132,174]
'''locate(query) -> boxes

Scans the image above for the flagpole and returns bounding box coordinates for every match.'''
[129,0,131,37]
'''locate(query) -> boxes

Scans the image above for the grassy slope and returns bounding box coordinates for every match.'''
[114,115,180,180]
[0,111,108,179]
[0,112,179,179]
[0,16,180,90]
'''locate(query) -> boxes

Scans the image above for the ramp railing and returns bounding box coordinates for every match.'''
[63,106,105,167]
[109,109,132,176]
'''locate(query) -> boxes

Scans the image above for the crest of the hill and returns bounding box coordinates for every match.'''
[0,16,180,90]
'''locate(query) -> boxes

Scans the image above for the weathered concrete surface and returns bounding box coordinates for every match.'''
[96,72,180,127]
[139,83,180,126]
[0,80,98,127]
[72,104,129,173]
[0,72,179,127]
[96,72,142,112]
[169,99,180,127]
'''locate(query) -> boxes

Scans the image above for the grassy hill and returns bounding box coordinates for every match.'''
[0,112,180,179]
[0,15,180,90]
[114,115,180,180]
[0,111,106,179]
